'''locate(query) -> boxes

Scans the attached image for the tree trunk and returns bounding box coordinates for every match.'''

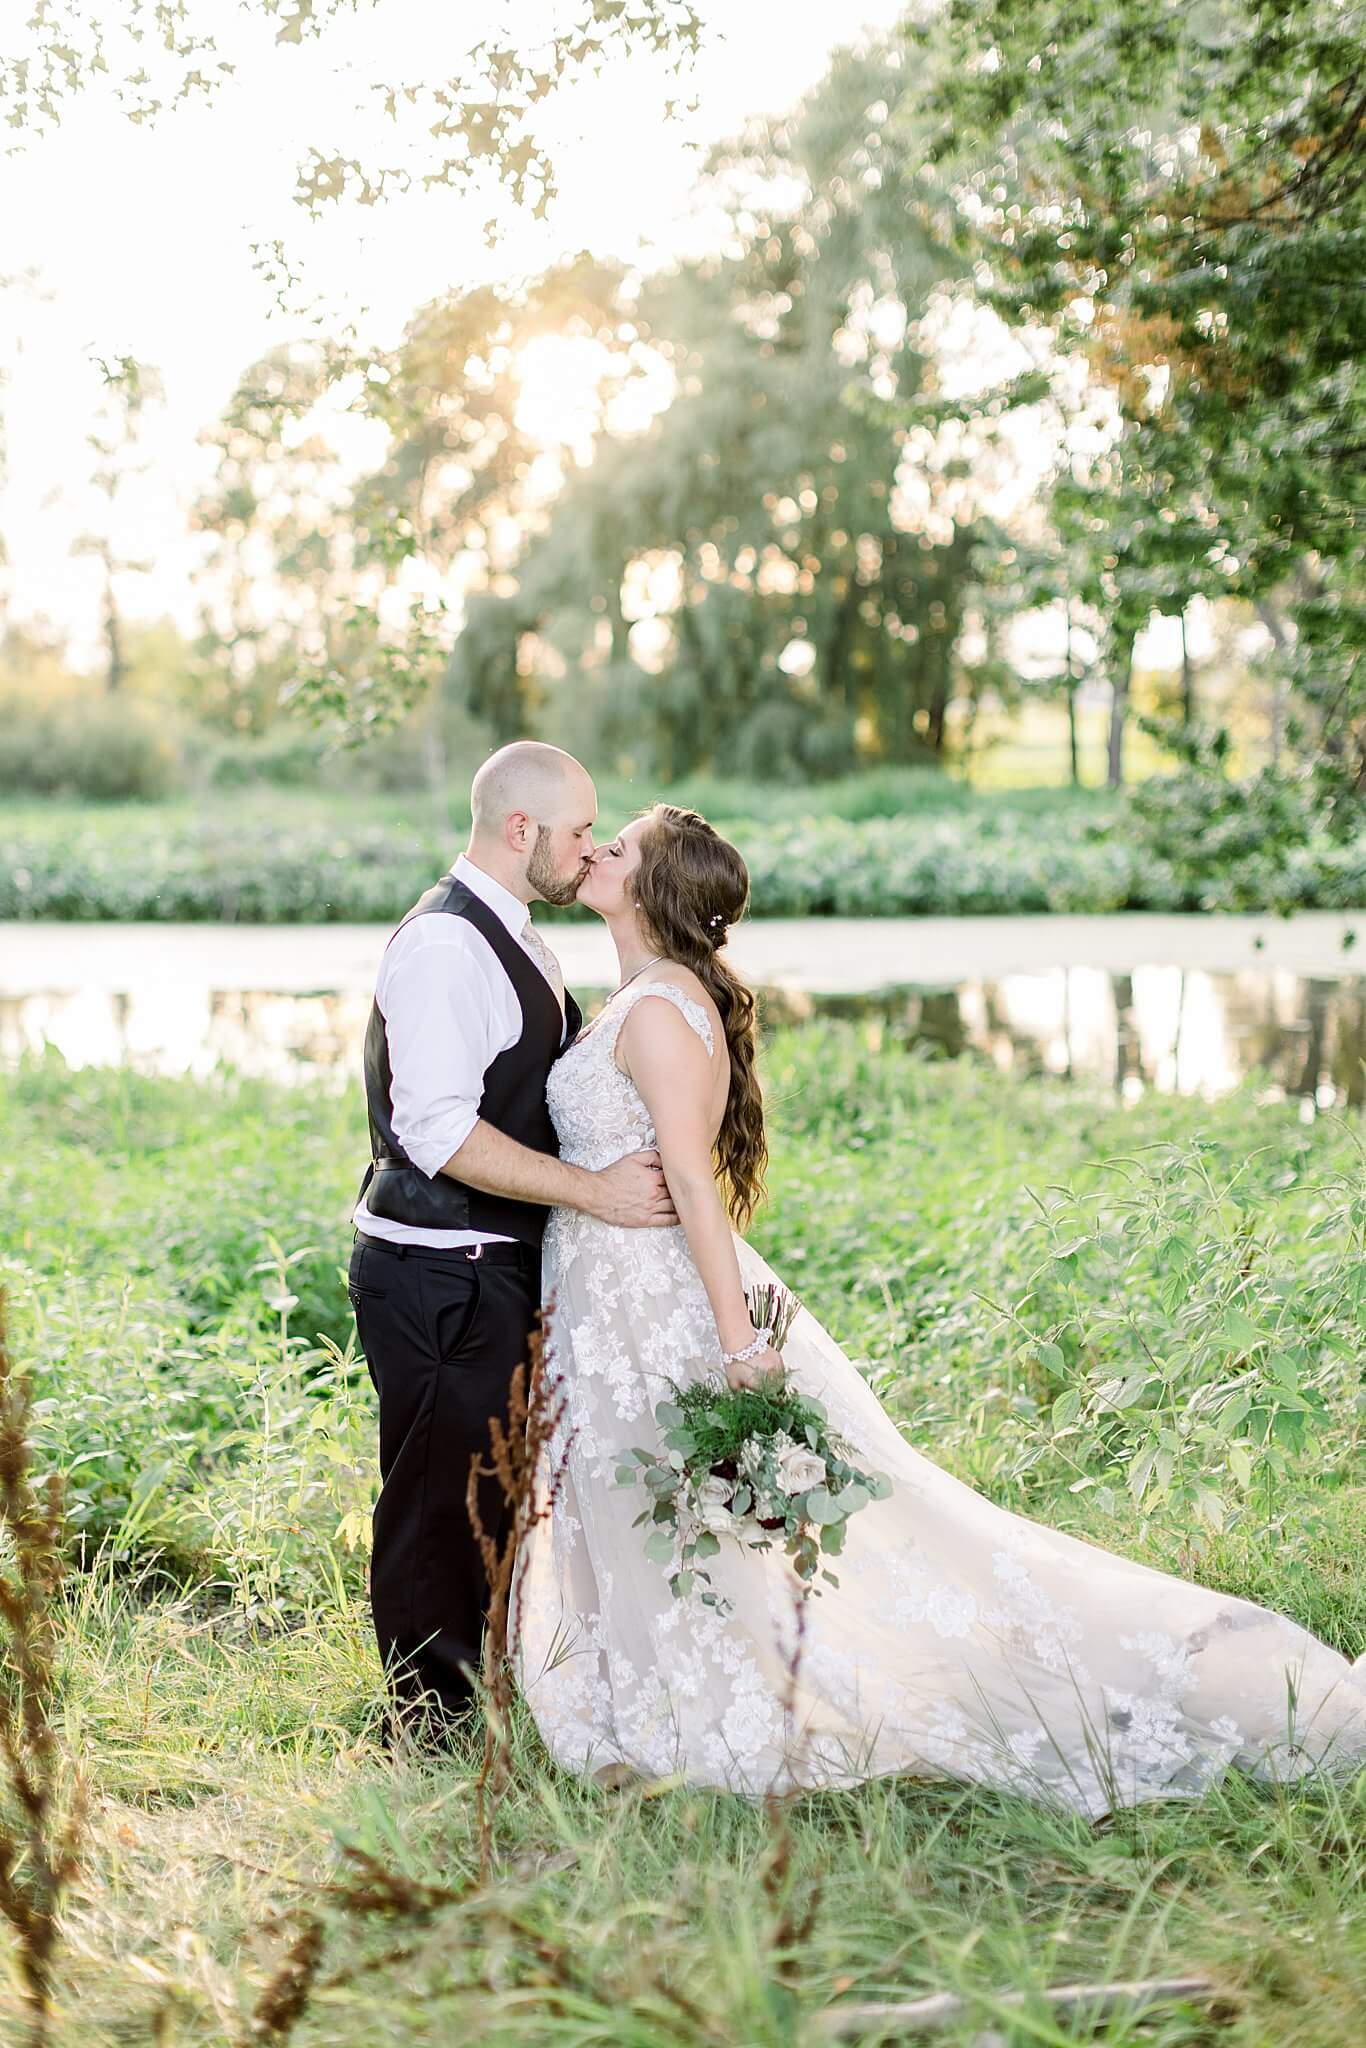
[1106,626,1136,789]
[1065,603,1080,786]
[1179,606,1195,725]
[1255,599,1291,769]
[925,631,952,753]
[422,664,451,838]
[103,549,126,693]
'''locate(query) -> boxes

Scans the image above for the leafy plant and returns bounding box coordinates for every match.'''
[987,1133,1366,1544]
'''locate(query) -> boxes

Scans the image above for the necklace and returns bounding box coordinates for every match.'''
[612,954,664,998]
[572,955,667,1050]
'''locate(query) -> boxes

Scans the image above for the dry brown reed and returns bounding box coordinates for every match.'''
[464,1303,575,1880]
[0,1287,87,2048]
[759,1584,824,1997]
[247,1839,471,2039]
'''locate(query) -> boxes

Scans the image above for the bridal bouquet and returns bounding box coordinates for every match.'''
[614,1283,890,1613]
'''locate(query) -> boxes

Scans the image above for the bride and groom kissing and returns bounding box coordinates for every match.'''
[351,741,1366,1816]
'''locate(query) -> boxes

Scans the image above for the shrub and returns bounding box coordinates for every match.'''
[1,779,1362,920]
[1123,730,1366,912]
[201,727,333,789]
[0,693,181,801]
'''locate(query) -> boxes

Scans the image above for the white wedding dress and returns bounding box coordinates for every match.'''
[510,980,1366,1816]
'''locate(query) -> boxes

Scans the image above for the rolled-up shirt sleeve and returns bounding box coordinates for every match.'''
[380,926,505,1178]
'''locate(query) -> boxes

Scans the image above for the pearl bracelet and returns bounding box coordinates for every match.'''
[722,1327,773,1367]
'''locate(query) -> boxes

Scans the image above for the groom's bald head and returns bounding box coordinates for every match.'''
[468,741,597,905]
[470,741,593,836]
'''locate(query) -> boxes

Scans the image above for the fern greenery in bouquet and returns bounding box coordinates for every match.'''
[615,1284,890,1613]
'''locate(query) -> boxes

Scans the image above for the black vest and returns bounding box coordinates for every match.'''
[358,875,583,1246]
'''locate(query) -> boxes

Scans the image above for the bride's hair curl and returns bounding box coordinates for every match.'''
[629,803,767,1230]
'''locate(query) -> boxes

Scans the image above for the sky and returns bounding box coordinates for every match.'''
[0,0,912,664]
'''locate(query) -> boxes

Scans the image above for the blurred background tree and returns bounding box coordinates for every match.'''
[0,0,1361,875]
[70,354,164,696]
[920,0,1366,819]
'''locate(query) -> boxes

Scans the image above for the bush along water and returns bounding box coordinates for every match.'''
[4,800,1366,920]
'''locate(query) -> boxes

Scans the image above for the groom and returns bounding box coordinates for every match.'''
[350,740,676,1746]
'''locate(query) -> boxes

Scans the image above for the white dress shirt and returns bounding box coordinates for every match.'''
[353,853,568,1249]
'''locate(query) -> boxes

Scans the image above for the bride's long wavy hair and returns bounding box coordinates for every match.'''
[628,804,767,1230]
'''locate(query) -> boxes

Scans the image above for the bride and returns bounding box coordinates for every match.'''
[509,804,1366,1816]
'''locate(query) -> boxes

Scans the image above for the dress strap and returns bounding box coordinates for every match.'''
[607,978,716,1057]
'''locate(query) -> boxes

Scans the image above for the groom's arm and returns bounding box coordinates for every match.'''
[440,1121,677,1229]
[384,919,675,1229]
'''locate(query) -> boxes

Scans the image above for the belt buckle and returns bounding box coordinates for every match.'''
[465,1242,484,1261]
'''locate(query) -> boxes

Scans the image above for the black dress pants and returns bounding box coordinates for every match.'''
[348,1233,540,1738]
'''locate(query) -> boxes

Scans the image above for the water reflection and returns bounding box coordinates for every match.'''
[756,967,1366,1112]
[2,966,1363,1110]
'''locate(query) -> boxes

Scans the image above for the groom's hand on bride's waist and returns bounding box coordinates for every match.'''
[586,1149,679,1229]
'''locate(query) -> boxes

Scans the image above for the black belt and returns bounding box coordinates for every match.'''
[355,1231,538,1270]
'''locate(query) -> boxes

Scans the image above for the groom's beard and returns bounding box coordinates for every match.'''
[527,825,588,907]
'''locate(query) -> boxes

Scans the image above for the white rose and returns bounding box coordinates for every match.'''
[775,1443,827,1495]
[738,1434,770,1477]
[694,1473,736,1532]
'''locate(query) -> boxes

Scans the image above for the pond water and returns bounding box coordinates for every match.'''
[3,915,1362,1112]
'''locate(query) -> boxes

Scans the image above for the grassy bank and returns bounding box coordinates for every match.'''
[6,780,1366,923]
[1,1036,1365,2041]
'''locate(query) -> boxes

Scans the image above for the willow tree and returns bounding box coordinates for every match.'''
[194,34,995,774]
[918,0,1366,812]
[492,40,989,777]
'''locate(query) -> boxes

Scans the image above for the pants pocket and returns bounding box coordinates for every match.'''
[420,1263,483,1364]
[348,1245,388,1305]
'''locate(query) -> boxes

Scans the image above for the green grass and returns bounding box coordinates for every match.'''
[2,1035,1365,2042]
[0,766,1005,846]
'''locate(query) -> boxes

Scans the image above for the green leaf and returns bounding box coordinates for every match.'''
[1273,1410,1306,1452]
[1157,1232,1195,1273]
[1051,1388,1081,1430]
[1222,1306,1265,1351]
[1036,1340,1065,1376]
[693,1528,721,1558]
[1128,1445,1158,1499]
[644,1528,675,1565]
[802,1486,843,1526]
[832,1481,871,1514]
[1194,1488,1226,1533]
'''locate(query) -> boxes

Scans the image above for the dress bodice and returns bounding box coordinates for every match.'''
[547,978,716,1171]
